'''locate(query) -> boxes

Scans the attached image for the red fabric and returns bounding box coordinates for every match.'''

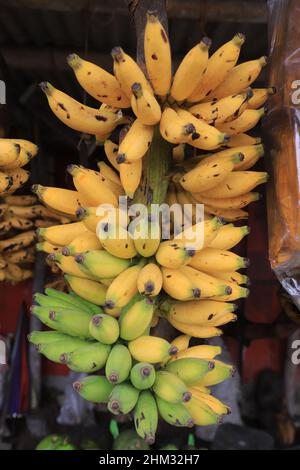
[242,338,286,383]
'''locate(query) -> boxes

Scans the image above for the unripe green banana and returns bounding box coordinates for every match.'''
[36,435,64,450]
[75,250,131,279]
[119,297,154,341]
[130,362,156,390]
[134,391,158,444]
[156,395,194,427]
[68,292,103,316]
[105,344,132,384]
[47,308,93,339]
[37,338,91,363]
[196,359,235,386]
[73,375,114,403]
[61,342,111,373]
[166,358,214,385]
[128,336,178,363]
[30,305,63,331]
[34,292,76,311]
[89,314,119,344]
[153,371,191,403]
[28,330,72,345]
[44,288,93,312]
[107,383,139,415]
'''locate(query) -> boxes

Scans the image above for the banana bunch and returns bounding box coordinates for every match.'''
[30,287,232,442]
[0,139,38,196]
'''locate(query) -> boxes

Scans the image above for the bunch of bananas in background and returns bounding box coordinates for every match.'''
[30,9,273,437]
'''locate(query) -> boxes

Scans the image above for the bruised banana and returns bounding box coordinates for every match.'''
[0,230,36,253]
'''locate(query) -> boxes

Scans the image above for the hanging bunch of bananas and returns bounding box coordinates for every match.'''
[31,8,272,436]
[0,139,38,196]
[0,194,72,283]
[30,288,233,443]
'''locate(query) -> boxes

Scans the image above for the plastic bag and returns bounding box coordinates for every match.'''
[265,0,300,306]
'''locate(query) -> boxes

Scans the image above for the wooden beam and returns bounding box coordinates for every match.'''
[1,0,268,23]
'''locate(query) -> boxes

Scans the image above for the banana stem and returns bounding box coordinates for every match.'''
[133,125,171,206]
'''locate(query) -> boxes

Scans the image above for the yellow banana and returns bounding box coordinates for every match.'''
[155,239,196,269]
[3,146,36,170]
[63,231,102,256]
[188,389,230,415]
[112,47,152,99]
[207,223,248,250]
[247,87,276,109]
[176,108,228,150]
[180,265,232,298]
[129,336,178,363]
[189,90,252,125]
[8,217,34,231]
[209,56,267,100]
[170,345,222,362]
[32,185,89,217]
[4,139,38,157]
[48,252,95,279]
[225,133,261,147]
[97,161,121,187]
[187,33,245,103]
[161,298,236,325]
[204,205,248,221]
[6,204,43,219]
[171,335,191,352]
[0,140,21,167]
[170,37,211,102]
[4,195,37,206]
[198,171,268,199]
[0,170,13,193]
[217,107,266,136]
[159,107,195,144]
[105,264,142,309]
[131,83,161,125]
[65,274,107,306]
[76,206,128,232]
[119,158,142,198]
[117,119,153,163]
[165,316,223,338]
[189,247,249,272]
[97,222,137,259]
[40,82,124,134]
[137,262,163,296]
[37,221,88,246]
[104,139,119,171]
[36,240,61,255]
[198,192,260,210]
[2,168,29,194]
[0,230,36,253]
[210,270,249,286]
[184,396,220,425]
[179,152,243,193]
[67,53,130,108]
[172,144,185,163]
[133,218,161,257]
[210,281,249,302]
[144,10,172,97]
[174,217,222,250]
[195,359,235,386]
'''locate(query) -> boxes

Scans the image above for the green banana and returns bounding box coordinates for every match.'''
[37,338,91,363]
[68,292,103,316]
[33,292,77,311]
[89,314,119,344]
[62,342,111,373]
[153,371,191,403]
[130,362,156,390]
[44,288,92,312]
[73,375,114,403]
[75,250,131,279]
[166,358,214,385]
[47,308,93,339]
[119,297,154,341]
[196,360,235,386]
[28,330,72,345]
[30,305,62,331]
[107,383,139,415]
[156,396,194,427]
[105,344,132,384]
[134,391,158,444]
[36,435,64,450]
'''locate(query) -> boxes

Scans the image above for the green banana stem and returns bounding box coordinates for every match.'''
[133,125,171,206]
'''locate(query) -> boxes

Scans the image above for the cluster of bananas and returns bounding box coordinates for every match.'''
[0,139,38,196]
[30,288,233,443]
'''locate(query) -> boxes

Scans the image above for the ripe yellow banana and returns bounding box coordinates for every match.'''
[198,171,268,199]
[0,230,36,253]
[187,33,245,103]
[161,298,236,325]
[117,119,153,163]
[105,264,142,309]
[195,359,235,386]
[32,185,89,217]
[162,315,223,338]
[188,389,230,415]
[211,270,249,286]
[204,205,248,221]
[159,107,195,144]
[5,139,38,157]
[174,217,222,250]
[189,90,252,125]
[104,139,119,171]
[0,140,21,167]
[112,46,152,99]
[209,56,267,101]
[68,165,118,207]
[40,82,125,134]
[6,204,43,219]
[180,152,243,193]
[137,262,163,296]
[155,239,196,269]
[247,87,276,109]
[2,168,29,194]
[144,10,172,97]
[38,221,88,246]
[180,265,232,298]
[217,107,266,136]
[189,247,249,272]
[36,240,61,255]
[225,133,261,147]
[3,146,36,170]
[63,231,102,256]
[97,161,121,187]
[184,396,220,425]
[198,192,260,210]
[176,108,228,150]
[67,53,130,108]
[48,252,95,279]
[170,345,222,362]
[170,37,211,102]
[64,274,107,306]
[97,222,137,259]
[0,170,13,193]
[208,224,249,250]
[119,158,142,198]
[210,281,249,302]
[128,336,178,363]
[131,83,161,125]
[76,206,128,233]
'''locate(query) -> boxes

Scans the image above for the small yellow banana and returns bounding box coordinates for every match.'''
[217,107,266,136]
[119,158,142,199]
[167,317,223,338]
[63,231,102,256]
[1,168,29,195]
[97,222,137,259]
[161,298,236,325]
[224,133,261,147]
[137,263,163,296]
[97,161,121,186]
[204,205,248,221]
[0,140,21,167]
[0,170,13,193]
[131,83,161,125]
[159,107,195,144]
[155,239,196,269]
[36,240,62,255]
[4,139,38,157]
[37,221,88,246]
[117,119,154,163]
[188,389,230,415]
[209,270,249,286]
[198,171,268,199]
[32,185,89,217]
[198,192,260,210]
[76,206,128,232]
[189,247,249,273]
[8,217,34,231]
[247,87,276,109]
[187,33,245,103]
[174,217,222,250]
[170,37,211,102]
[104,139,119,171]
[105,264,142,309]
[65,274,107,306]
